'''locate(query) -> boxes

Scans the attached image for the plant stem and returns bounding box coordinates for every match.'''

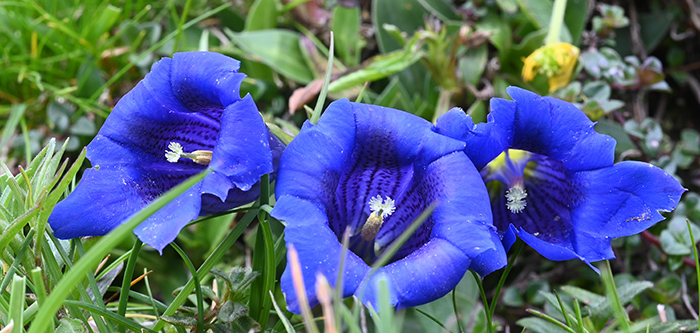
[546,0,568,45]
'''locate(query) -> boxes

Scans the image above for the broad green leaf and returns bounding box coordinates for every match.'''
[331,5,362,66]
[564,0,588,45]
[516,0,572,43]
[245,0,279,31]
[373,77,411,110]
[459,45,488,86]
[560,285,606,305]
[496,0,519,13]
[416,0,460,22]
[476,13,512,53]
[589,281,653,317]
[227,29,314,84]
[372,0,430,95]
[328,46,424,93]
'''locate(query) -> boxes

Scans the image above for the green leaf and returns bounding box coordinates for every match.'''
[70,117,96,136]
[582,81,610,100]
[1,104,26,153]
[55,318,87,333]
[560,285,605,306]
[416,0,460,22]
[245,0,279,31]
[517,317,570,333]
[495,0,519,13]
[331,5,362,66]
[660,230,692,256]
[227,29,314,84]
[373,77,411,110]
[563,0,588,45]
[86,4,121,42]
[516,0,572,43]
[589,281,653,317]
[219,301,249,323]
[459,45,488,86]
[328,45,424,93]
[372,0,430,95]
[476,13,512,53]
[27,170,211,333]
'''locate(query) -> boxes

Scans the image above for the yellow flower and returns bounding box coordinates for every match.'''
[521,42,580,92]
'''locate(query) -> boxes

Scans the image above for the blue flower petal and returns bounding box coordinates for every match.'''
[504,87,616,172]
[274,99,505,312]
[434,107,511,170]
[205,94,273,193]
[358,238,470,310]
[50,52,273,251]
[571,161,686,238]
[274,196,370,314]
[425,152,507,277]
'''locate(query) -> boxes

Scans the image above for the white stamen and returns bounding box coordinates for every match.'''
[505,185,527,213]
[361,195,396,241]
[165,142,184,163]
[369,195,396,218]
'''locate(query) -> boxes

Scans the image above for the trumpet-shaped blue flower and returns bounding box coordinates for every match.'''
[272,99,507,313]
[436,87,685,269]
[49,52,281,252]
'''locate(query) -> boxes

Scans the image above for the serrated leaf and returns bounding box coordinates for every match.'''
[161,315,197,327]
[589,281,653,317]
[218,301,249,323]
[55,318,87,333]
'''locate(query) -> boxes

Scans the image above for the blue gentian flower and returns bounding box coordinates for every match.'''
[49,52,281,252]
[272,99,507,313]
[435,87,685,269]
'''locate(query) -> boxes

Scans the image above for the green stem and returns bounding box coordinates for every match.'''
[545,0,568,45]
[686,220,700,331]
[470,270,492,333]
[452,288,465,333]
[488,240,524,319]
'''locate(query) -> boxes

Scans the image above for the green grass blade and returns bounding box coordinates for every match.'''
[27,169,210,333]
[117,238,142,333]
[63,300,157,333]
[600,260,630,333]
[0,104,26,153]
[270,290,295,333]
[171,242,204,332]
[310,31,334,125]
[9,275,26,333]
[151,207,257,331]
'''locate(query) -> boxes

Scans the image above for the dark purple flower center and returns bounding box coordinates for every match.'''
[483,149,578,245]
[324,132,434,265]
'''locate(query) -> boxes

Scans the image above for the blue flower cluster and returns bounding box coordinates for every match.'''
[49,52,685,313]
